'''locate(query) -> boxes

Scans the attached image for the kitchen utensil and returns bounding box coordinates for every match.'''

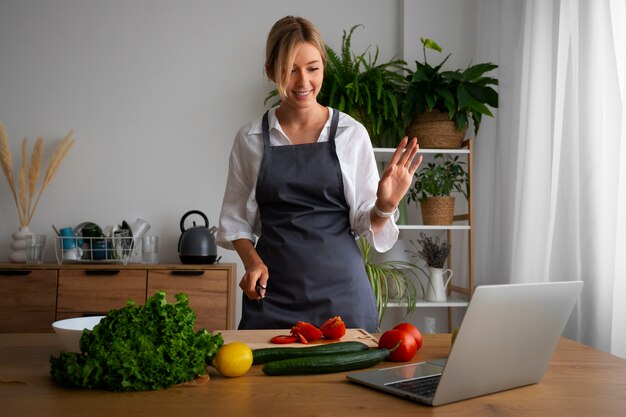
[113,228,132,259]
[178,210,218,264]
[255,280,265,312]
[131,218,150,239]
[59,227,77,250]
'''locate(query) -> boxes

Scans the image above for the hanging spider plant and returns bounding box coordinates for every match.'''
[358,237,424,330]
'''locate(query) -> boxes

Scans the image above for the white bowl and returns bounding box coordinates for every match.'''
[52,316,105,352]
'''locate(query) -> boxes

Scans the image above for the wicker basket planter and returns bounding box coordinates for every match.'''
[420,196,455,225]
[406,110,467,149]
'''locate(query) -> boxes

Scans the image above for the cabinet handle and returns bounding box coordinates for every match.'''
[0,270,33,276]
[85,270,120,276]
[170,270,204,276]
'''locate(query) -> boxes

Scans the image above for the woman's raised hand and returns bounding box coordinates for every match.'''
[376,137,422,211]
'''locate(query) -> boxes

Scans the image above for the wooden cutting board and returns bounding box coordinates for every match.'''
[218,328,379,350]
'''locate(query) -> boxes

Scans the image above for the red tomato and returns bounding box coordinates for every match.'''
[378,329,417,362]
[320,316,346,340]
[393,322,423,351]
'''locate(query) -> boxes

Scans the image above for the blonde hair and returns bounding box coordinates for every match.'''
[265,16,327,100]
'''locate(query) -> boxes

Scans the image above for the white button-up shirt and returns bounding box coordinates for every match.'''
[216,107,398,252]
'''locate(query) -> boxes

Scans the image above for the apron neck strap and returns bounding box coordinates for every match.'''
[262,110,271,147]
[328,108,340,144]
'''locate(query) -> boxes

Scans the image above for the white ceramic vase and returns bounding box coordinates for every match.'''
[9,226,33,263]
[425,267,453,302]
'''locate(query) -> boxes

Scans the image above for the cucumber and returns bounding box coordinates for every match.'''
[261,348,390,376]
[253,341,370,365]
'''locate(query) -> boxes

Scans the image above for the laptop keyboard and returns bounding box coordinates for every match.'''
[387,375,442,398]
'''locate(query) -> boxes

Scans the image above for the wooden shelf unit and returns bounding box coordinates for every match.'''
[374,140,474,330]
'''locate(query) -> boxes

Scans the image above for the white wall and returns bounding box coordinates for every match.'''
[0,0,481,328]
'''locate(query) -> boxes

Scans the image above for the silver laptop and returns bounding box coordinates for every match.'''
[347,281,583,406]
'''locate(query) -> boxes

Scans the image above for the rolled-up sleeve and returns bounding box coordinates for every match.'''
[216,123,263,250]
[334,114,399,253]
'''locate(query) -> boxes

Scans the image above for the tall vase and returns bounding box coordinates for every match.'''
[425,267,453,302]
[9,226,33,263]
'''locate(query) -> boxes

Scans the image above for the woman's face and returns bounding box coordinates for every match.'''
[282,42,324,109]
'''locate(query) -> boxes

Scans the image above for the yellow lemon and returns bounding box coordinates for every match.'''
[212,342,253,377]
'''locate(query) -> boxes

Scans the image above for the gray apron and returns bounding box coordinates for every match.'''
[238,109,378,332]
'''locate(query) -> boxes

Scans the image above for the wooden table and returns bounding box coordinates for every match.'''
[1,333,625,416]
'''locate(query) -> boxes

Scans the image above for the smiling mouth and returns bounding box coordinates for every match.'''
[293,89,313,97]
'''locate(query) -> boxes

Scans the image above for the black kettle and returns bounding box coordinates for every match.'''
[178,210,218,264]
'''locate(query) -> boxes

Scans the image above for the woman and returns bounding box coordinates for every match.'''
[217,16,421,332]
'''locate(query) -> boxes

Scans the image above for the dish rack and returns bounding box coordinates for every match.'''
[54,235,136,265]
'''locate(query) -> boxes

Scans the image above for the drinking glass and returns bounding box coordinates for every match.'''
[25,234,46,264]
[142,235,159,264]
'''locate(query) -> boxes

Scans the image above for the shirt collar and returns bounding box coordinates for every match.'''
[247,106,347,137]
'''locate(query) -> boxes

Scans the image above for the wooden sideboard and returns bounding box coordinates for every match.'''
[0,263,237,332]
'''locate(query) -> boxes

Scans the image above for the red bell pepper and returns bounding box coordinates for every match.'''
[270,335,299,344]
[290,321,323,343]
[320,316,346,340]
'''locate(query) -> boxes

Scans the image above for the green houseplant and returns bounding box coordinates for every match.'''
[317,25,408,147]
[407,153,469,225]
[403,38,498,148]
[265,25,408,148]
[357,237,419,330]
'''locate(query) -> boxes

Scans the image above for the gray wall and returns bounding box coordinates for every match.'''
[1,0,483,327]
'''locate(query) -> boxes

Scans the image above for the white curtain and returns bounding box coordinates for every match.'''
[474,0,626,358]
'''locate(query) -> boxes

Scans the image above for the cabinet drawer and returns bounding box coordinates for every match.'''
[57,269,146,318]
[0,269,58,332]
[147,269,233,331]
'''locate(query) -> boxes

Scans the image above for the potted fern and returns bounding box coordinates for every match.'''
[358,238,419,330]
[407,153,469,225]
[318,25,408,147]
[402,37,499,148]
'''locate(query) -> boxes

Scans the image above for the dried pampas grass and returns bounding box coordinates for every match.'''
[0,122,75,226]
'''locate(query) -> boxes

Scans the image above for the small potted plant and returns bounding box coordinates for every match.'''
[402,37,499,148]
[357,238,420,330]
[407,153,469,225]
[408,233,453,302]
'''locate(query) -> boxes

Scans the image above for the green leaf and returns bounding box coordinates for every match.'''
[456,84,472,110]
[463,62,498,80]
[468,100,494,117]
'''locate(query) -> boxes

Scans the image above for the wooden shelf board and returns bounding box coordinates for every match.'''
[374,147,470,158]
[397,225,470,231]
[388,295,469,308]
